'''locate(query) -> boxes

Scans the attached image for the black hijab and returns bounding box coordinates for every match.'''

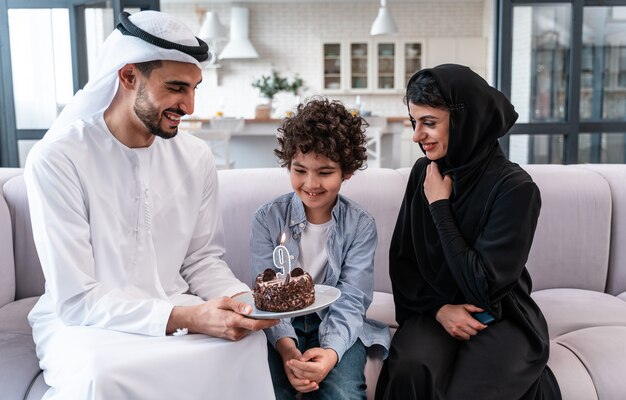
[391,64,519,323]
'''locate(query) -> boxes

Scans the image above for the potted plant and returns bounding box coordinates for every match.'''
[252,70,304,119]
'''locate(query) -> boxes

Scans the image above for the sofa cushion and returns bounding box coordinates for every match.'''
[340,169,406,294]
[576,165,626,297]
[532,288,626,338]
[3,176,45,300]
[0,183,16,309]
[25,372,50,400]
[217,167,406,294]
[525,165,611,292]
[218,168,293,286]
[0,168,22,309]
[0,296,38,334]
[366,291,397,329]
[547,341,598,400]
[0,331,41,400]
[555,326,626,400]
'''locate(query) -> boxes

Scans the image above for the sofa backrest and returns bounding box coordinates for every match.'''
[398,166,612,293]
[2,175,45,301]
[2,164,620,303]
[576,165,626,296]
[0,168,23,307]
[218,167,406,293]
[525,165,612,292]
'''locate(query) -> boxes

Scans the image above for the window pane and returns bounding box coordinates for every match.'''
[9,9,73,129]
[509,134,564,164]
[580,7,626,122]
[85,7,115,81]
[579,132,626,163]
[511,5,571,123]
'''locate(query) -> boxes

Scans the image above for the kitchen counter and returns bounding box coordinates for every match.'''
[183,117,413,169]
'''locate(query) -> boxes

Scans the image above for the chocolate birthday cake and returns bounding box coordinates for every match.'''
[253,267,315,312]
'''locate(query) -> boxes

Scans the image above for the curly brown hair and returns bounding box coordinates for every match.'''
[275,98,368,174]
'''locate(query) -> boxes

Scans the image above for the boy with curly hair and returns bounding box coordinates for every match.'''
[250,98,390,399]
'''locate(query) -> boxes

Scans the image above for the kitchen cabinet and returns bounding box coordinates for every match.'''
[403,42,423,84]
[321,37,487,94]
[350,42,370,90]
[322,39,425,94]
[375,42,396,91]
[323,43,342,91]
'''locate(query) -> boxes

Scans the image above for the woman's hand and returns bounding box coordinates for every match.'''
[287,347,338,391]
[435,304,489,340]
[275,337,319,393]
[424,162,452,204]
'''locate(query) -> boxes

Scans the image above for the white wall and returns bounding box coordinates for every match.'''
[162,1,488,119]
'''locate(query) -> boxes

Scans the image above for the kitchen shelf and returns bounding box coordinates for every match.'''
[322,39,425,93]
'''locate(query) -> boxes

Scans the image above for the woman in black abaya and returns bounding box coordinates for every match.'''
[375,64,561,400]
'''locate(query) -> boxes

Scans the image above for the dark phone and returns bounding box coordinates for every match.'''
[472,311,495,325]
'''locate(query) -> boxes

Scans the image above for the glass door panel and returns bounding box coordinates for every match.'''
[377,43,395,90]
[580,6,626,122]
[350,43,368,90]
[405,42,422,84]
[85,6,115,81]
[510,4,571,123]
[8,9,73,129]
[323,43,341,90]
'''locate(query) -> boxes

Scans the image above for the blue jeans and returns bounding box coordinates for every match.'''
[267,313,367,400]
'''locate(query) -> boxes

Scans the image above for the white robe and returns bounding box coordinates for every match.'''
[24,113,274,399]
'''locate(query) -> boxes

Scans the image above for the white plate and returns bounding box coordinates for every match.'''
[233,285,341,320]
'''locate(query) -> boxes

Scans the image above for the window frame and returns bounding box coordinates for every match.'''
[0,0,159,167]
[495,0,626,164]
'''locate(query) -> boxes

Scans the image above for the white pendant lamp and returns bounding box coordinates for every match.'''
[198,11,226,42]
[219,7,259,60]
[370,0,398,36]
[198,11,226,64]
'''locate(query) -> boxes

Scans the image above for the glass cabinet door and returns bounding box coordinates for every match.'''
[377,42,395,90]
[323,43,341,90]
[350,43,368,90]
[404,42,422,84]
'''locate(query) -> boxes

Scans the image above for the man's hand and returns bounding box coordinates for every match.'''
[435,304,488,340]
[287,347,338,390]
[276,337,319,393]
[424,162,452,204]
[166,296,278,341]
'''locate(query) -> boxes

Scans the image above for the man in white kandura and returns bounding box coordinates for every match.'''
[24,10,278,399]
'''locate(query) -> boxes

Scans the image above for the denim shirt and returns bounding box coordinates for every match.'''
[250,192,390,362]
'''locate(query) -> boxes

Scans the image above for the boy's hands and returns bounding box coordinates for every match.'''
[287,347,338,390]
[276,338,319,393]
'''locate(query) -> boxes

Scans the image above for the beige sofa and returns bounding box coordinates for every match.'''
[2,164,626,400]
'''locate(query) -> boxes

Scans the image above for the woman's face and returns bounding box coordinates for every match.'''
[408,102,450,161]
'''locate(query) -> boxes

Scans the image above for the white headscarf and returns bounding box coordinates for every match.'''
[47,10,212,137]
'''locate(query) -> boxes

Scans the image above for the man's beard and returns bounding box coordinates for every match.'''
[133,83,184,140]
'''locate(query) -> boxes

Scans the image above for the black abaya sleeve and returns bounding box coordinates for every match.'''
[428,174,541,318]
[390,160,448,324]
